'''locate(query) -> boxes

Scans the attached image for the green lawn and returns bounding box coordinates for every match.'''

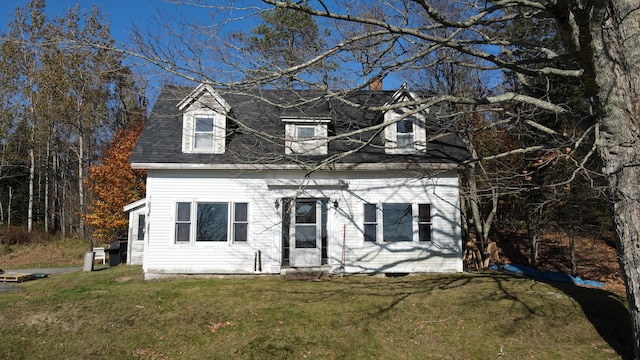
[0,266,633,359]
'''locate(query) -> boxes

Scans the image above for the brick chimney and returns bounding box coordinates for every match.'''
[369,77,383,91]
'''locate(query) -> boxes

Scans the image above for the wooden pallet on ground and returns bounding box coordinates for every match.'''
[0,273,34,283]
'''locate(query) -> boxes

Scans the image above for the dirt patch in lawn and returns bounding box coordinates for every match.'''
[494,230,625,294]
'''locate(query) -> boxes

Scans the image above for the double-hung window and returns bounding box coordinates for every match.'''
[194,117,215,150]
[418,204,432,242]
[363,203,432,243]
[363,204,378,242]
[233,203,248,242]
[396,118,415,148]
[175,202,249,244]
[175,202,191,243]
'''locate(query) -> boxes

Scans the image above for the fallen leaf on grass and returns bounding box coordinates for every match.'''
[209,321,233,333]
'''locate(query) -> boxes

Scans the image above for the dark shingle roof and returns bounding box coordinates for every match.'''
[129,85,470,167]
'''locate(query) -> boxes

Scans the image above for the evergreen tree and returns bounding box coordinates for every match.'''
[237,1,328,89]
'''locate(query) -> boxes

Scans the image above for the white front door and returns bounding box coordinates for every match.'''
[290,200,322,267]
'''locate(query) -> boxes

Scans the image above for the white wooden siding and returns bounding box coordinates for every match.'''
[143,169,462,278]
[125,202,147,265]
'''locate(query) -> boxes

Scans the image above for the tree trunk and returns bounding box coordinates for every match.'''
[78,134,85,239]
[61,177,66,238]
[569,228,577,277]
[587,1,640,356]
[7,187,12,226]
[464,159,498,258]
[51,150,58,233]
[44,140,49,234]
[28,147,34,235]
[525,209,539,267]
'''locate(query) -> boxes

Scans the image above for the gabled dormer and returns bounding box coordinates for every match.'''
[383,84,428,154]
[177,83,231,154]
[282,116,331,155]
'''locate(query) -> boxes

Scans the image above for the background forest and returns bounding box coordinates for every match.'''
[0,1,146,244]
[0,0,612,273]
[0,0,615,267]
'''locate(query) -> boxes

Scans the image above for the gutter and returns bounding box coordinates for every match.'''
[130,162,459,171]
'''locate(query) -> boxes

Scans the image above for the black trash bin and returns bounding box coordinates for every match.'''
[107,240,120,266]
[118,238,128,264]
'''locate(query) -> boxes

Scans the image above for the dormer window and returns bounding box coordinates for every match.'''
[177,83,231,155]
[382,85,429,155]
[182,108,226,154]
[384,111,427,154]
[283,117,331,155]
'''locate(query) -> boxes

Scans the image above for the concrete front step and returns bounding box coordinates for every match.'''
[283,269,331,280]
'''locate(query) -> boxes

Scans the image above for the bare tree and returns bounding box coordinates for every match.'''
[127,0,640,355]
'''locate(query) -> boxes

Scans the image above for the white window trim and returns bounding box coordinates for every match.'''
[179,84,230,155]
[232,202,249,243]
[173,201,249,245]
[175,202,192,243]
[363,202,433,244]
[418,203,432,242]
[194,116,215,150]
[282,117,331,155]
[396,117,415,148]
[363,203,378,242]
[384,109,428,154]
[182,108,226,154]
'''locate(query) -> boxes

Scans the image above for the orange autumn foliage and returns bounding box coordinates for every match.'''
[83,123,146,241]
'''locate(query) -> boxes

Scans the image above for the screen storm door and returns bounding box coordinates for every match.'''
[290,199,323,267]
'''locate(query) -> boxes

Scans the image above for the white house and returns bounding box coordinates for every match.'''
[126,82,469,279]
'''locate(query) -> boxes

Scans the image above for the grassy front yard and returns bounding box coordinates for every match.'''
[0,266,633,359]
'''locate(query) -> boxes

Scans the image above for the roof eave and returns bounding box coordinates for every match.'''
[177,83,231,112]
[123,198,147,212]
[130,162,459,171]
